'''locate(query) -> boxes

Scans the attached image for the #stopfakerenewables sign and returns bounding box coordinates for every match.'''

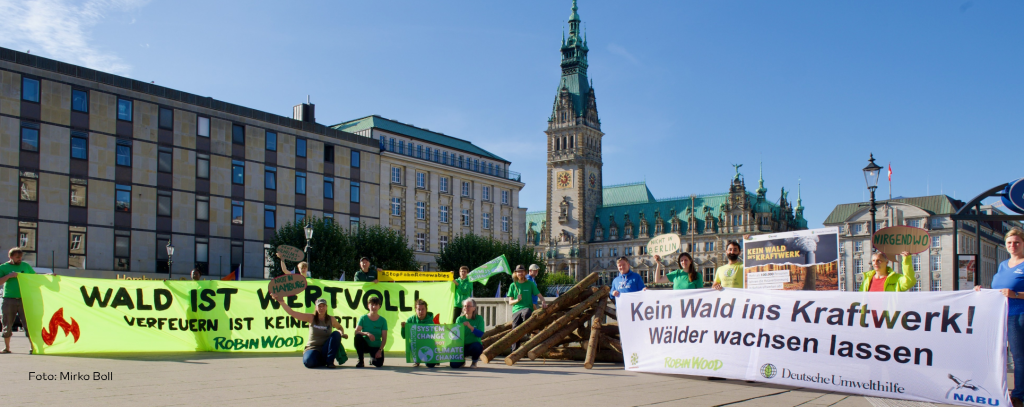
[18,275,453,354]
[618,289,1008,407]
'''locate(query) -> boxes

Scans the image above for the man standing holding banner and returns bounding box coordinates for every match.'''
[712,241,744,290]
[611,256,646,302]
[452,266,473,323]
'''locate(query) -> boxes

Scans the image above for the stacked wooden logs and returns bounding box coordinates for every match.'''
[480,272,623,368]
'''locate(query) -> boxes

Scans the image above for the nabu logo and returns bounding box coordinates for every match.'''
[945,374,999,406]
[417,346,435,362]
[630,353,639,366]
[760,363,778,379]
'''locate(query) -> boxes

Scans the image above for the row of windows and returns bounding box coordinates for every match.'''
[414,234,450,252]
[381,136,506,178]
[387,198,510,232]
[841,218,943,235]
[390,167,511,204]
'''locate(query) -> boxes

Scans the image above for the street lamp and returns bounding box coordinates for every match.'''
[863,153,883,241]
[303,222,313,277]
[166,240,175,279]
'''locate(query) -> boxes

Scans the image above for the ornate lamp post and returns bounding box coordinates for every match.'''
[166,240,175,279]
[863,153,883,242]
[303,222,314,277]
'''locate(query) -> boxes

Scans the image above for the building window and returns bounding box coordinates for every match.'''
[907,219,920,228]
[117,99,132,121]
[197,154,210,179]
[398,140,405,155]
[932,236,941,248]
[70,130,88,159]
[115,184,131,212]
[69,226,86,269]
[912,255,921,271]
[502,216,509,232]
[266,131,277,151]
[474,159,480,172]
[196,196,210,221]
[391,167,402,184]
[324,177,334,199]
[350,217,360,231]
[324,213,334,223]
[851,224,863,234]
[197,117,210,138]
[416,233,426,252]
[416,202,425,220]
[158,146,173,173]
[157,191,172,217]
[232,201,244,225]
[462,181,470,197]
[351,150,360,168]
[70,178,87,207]
[19,171,38,202]
[195,238,209,270]
[416,145,423,159]
[596,249,603,258]
[391,198,402,216]
[72,89,88,113]
[388,138,395,152]
[433,149,439,162]
[930,218,942,229]
[461,209,471,226]
[440,206,449,223]
[295,171,306,195]
[265,167,277,190]
[156,234,171,274]
[416,172,426,189]
[232,160,245,185]
[426,147,432,161]
[502,190,509,205]
[232,124,244,145]
[854,241,863,252]
[22,77,40,102]
[21,123,39,152]
[625,247,633,256]
[440,177,449,193]
[231,241,244,277]
[610,248,618,257]
[482,186,491,201]
[482,213,491,229]
[931,256,941,271]
[703,268,715,283]
[114,230,131,271]
[439,235,449,251]
[350,182,360,203]
[295,209,306,224]
[854,259,864,274]
[265,205,276,229]
[297,139,307,157]
[17,222,37,267]
[931,279,942,291]
[116,139,132,166]
[442,151,449,165]
[158,107,173,130]
[704,241,715,251]
[322,144,334,163]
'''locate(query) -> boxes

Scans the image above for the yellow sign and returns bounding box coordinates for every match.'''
[646,233,681,256]
[378,270,453,282]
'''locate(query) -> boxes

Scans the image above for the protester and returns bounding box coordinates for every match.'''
[653,253,703,289]
[451,298,485,369]
[610,256,646,301]
[272,295,348,368]
[401,299,437,368]
[508,265,543,351]
[526,264,547,309]
[355,257,382,283]
[977,227,1024,406]
[190,269,201,281]
[354,295,387,367]
[859,251,915,292]
[0,248,36,354]
[452,266,473,323]
[712,241,744,290]
[276,252,309,277]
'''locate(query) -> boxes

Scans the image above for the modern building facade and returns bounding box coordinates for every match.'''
[527,2,808,286]
[332,116,527,271]
[0,47,381,279]
[823,196,1018,291]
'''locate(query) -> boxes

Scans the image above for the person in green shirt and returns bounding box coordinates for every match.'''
[712,241,745,290]
[0,248,35,354]
[451,298,485,369]
[354,295,388,367]
[401,299,437,368]
[452,266,473,323]
[354,257,382,283]
[507,265,541,351]
[653,253,704,289]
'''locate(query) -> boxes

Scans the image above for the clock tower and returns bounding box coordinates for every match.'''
[544,0,603,277]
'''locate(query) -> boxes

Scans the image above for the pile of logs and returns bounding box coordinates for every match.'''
[480,272,623,368]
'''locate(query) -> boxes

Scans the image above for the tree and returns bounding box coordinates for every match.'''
[265,219,417,280]
[436,234,545,297]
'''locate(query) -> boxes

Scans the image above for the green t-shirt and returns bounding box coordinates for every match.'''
[666,269,704,290]
[401,312,434,339]
[507,280,539,313]
[358,314,388,347]
[456,314,485,345]
[453,277,473,306]
[714,263,744,288]
[354,268,377,282]
[0,261,35,299]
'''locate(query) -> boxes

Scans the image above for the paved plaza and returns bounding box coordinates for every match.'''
[0,336,965,407]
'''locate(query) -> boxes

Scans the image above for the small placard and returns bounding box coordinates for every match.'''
[646,233,681,257]
[269,273,307,297]
[872,226,930,256]
[276,245,305,262]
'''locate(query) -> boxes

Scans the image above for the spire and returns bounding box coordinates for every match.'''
[550,0,596,128]
[756,162,767,198]
[796,182,805,217]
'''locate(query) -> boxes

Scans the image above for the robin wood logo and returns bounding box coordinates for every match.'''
[760,363,778,379]
[41,308,80,346]
[630,353,639,366]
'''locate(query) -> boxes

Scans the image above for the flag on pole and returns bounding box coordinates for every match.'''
[221,271,236,281]
[888,163,892,182]
[495,281,502,298]
[467,254,511,284]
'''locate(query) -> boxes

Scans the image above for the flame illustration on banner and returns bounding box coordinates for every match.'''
[41,308,81,345]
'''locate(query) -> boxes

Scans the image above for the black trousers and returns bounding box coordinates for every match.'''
[354,335,385,367]
[509,308,533,352]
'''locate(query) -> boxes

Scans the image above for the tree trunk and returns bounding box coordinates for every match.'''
[527,310,593,360]
[541,347,624,363]
[584,295,610,369]
[505,286,610,365]
[604,305,617,321]
[482,322,512,341]
[600,324,620,337]
[600,333,622,353]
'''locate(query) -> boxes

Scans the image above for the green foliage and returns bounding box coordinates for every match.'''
[436,234,545,297]
[265,219,417,280]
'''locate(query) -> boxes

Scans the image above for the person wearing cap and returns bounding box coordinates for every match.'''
[452,266,473,323]
[401,299,437,368]
[525,264,547,310]
[507,264,543,351]
[355,257,382,283]
[271,294,348,368]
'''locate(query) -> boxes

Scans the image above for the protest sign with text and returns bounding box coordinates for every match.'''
[378,270,453,282]
[404,323,465,363]
[744,228,839,291]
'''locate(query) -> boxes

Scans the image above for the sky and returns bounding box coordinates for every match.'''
[2,0,1022,227]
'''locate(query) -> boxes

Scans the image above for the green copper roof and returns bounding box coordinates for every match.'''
[330,115,508,163]
[602,181,656,206]
[823,195,963,225]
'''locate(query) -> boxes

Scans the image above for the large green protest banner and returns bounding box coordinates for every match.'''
[404,323,464,363]
[18,274,453,354]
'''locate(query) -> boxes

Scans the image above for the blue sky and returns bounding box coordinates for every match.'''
[3,0,1022,227]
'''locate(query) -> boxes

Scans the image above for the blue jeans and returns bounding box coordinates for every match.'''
[302,331,342,368]
[1010,314,1024,399]
[450,342,484,368]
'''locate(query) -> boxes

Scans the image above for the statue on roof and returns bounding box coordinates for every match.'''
[732,163,743,180]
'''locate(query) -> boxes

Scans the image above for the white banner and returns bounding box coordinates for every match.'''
[619,289,1008,406]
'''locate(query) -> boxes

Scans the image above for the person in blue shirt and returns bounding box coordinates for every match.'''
[610,256,645,301]
[526,264,547,310]
[977,227,1024,405]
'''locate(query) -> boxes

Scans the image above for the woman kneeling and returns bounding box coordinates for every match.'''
[273,295,348,368]
[451,299,485,368]
[354,295,388,367]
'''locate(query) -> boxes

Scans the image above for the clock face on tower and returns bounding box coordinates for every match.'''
[556,170,573,189]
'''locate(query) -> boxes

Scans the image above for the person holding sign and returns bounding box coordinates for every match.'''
[611,257,646,301]
[355,257,381,283]
[977,227,1024,405]
[452,266,473,323]
[276,252,309,278]
[653,253,703,290]
[271,296,348,369]
[451,298,485,369]
[859,251,914,292]
[0,248,35,354]
[354,295,387,367]
[508,265,543,351]
[401,299,437,368]
[712,241,744,290]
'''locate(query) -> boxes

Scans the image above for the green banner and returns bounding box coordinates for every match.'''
[18,274,453,354]
[404,323,464,363]
[467,254,510,284]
